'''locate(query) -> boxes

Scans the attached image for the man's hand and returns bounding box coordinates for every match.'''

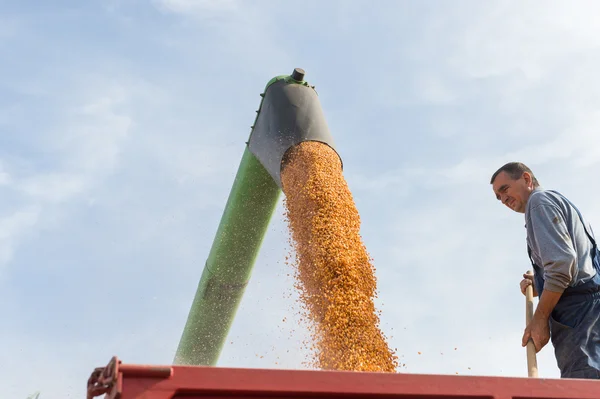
[521,289,562,352]
[520,273,538,297]
[522,315,550,352]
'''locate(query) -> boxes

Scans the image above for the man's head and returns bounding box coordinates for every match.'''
[490,162,539,213]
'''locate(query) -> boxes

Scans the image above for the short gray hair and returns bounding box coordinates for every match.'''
[490,162,539,187]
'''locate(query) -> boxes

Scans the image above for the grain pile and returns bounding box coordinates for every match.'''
[281,141,398,372]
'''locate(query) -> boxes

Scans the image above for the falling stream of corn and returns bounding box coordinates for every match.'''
[281,141,398,372]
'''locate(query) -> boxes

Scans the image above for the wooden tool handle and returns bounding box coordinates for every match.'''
[525,270,538,377]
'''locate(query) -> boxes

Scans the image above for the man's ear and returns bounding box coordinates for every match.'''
[522,171,532,187]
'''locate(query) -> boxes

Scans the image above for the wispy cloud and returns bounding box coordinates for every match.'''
[0,163,10,186]
[155,0,239,15]
[0,16,20,42]
[0,206,40,270]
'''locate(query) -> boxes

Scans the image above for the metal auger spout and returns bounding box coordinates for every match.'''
[173,68,342,366]
[248,68,341,185]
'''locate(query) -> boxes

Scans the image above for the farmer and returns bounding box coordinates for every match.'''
[490,162,600,379]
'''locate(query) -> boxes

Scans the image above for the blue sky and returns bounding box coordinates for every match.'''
[3,1,600,397]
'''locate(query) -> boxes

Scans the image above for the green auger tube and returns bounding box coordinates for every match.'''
[173,68,341,366]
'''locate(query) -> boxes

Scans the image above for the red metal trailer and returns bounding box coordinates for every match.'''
[87,356,599,399]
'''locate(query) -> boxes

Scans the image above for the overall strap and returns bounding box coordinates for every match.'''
[546,190,600,285]
[527,242,546,292]
[526,190,600,297]
[527,244,534,266]
[547,190,597,251]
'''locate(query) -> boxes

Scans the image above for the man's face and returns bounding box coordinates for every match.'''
[492,171,534,214]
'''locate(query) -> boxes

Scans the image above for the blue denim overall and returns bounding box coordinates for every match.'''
[527,191,600,379]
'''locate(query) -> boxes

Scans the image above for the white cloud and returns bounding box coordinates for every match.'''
[18,173,87,203]
[446,1,600,80]
[0,206,40,271]
[57,82,133,174]
[0,77,137,279]
[155,0,239,15]
[0,16,20,42]
[0,163,10,186]
[152,0,293,78]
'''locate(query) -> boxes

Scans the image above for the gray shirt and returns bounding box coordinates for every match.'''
[525,187,597,293]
